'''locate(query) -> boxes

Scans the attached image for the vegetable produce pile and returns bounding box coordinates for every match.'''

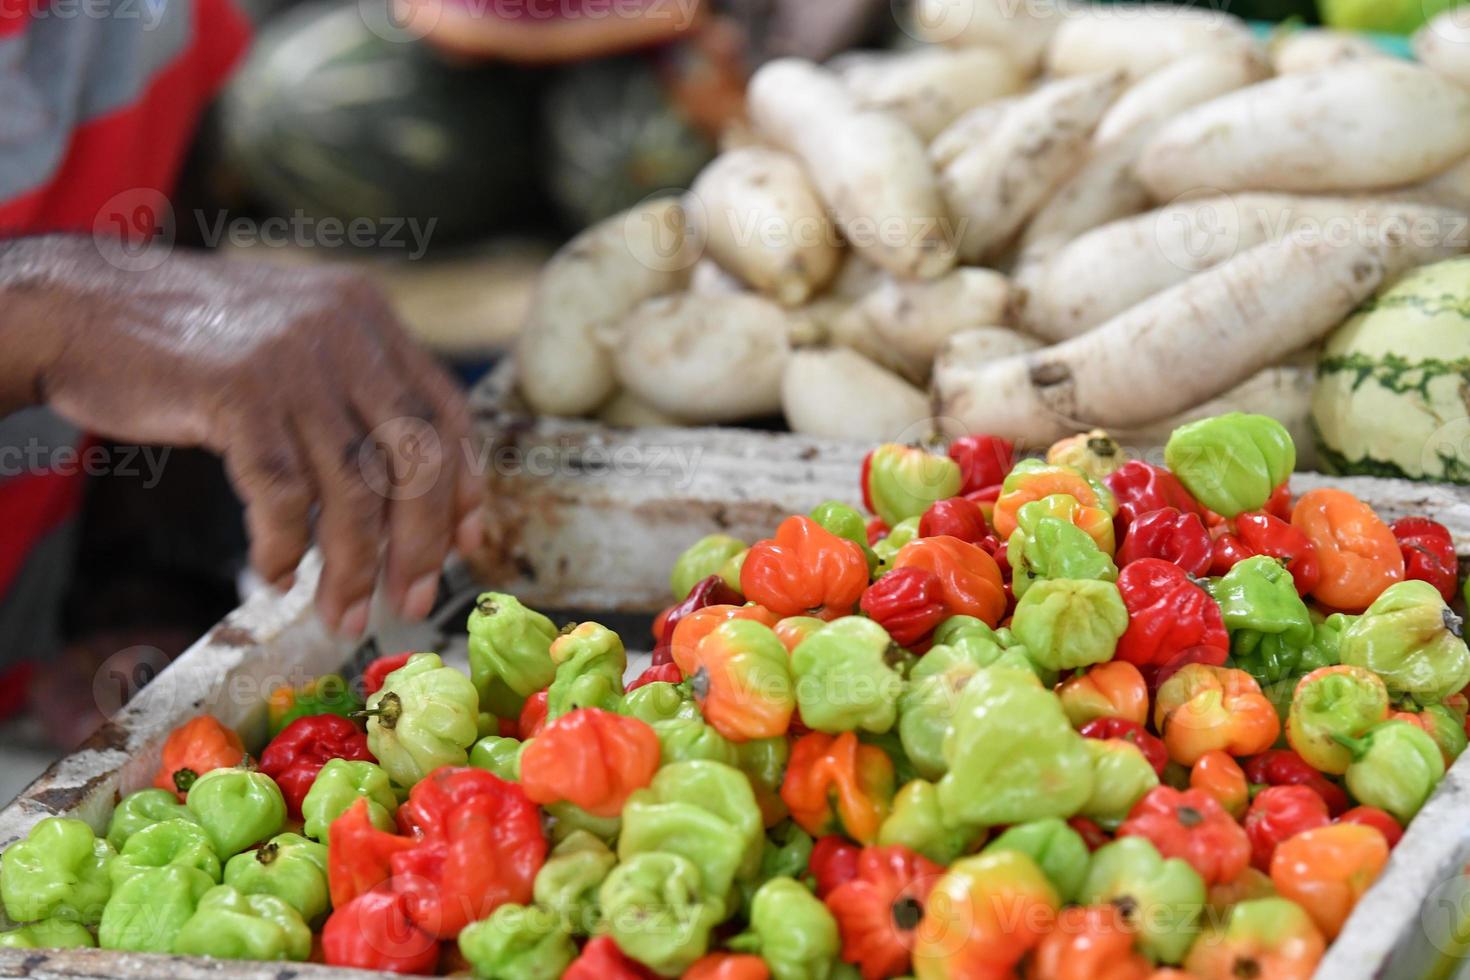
[4,412,1468,978]
[516,0,1470,462]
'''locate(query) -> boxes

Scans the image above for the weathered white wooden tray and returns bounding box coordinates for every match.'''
[4,361,1470,978]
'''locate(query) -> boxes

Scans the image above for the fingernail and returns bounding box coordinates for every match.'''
[402,574,439,621]
[456,507,485,552]
[338,599,372,639]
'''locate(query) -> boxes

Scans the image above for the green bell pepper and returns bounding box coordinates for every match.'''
[1304,612,1354,671]
[1340,580,1470,704]
[650,717,740,767]
[1078,738,1160,831]
[364,651,481,787]
[619,760,763,905]
[811,501,878,574]
[98,865,214,953]
[459,903,576,980]
[547,623,627,720]
[545,802,621,848]
[105,788,197,852]
[898,640,1029,782]
[790,617,904,735]
[982,818,1091,904]
[1164,413,1295,518]
[1410,703,1469,766]
[1212,556,1315,686]
[1007,496,1118,599]
[1079,836,1206,964]
[467,592,559,718]
[872,518,920,574]
[729,877,840,980]
[865,444,962,528]
[937,667,1095,828]
[469,735,525,782]
[620,681,700,726]
[1339,719,1446,824]
[300,759,398,841]
[671,534,749,600]
[1010,579,1128,674]
[758,822,814,885]
[1286,666,1389,775]
[1,817,115,925]
[184,768,286,859]
[878,779,983,867]
[172,884,311,961]
[720,549,749,593]
[110,819,220,887]
[735,735,792,827]
[223,833,329,923]
[597,851,723,977]
[0,918,95,949]
[533,830,617,936]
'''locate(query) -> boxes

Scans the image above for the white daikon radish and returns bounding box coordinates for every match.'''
[749,59,957,280]
[1415,11,1470,89]
[783,348,933,442]
[1270,28,1386,75]
[911,0,1071,72]
[606,292,794,423]
[598,390,690,428]
[1399,156,1470,213]
[933,236,1387,446]
[1092,49,1269,147]
[838,46,1028,141]
[936,72,1123,262]
[518,197,696,416]
[936,326,1045,371]
[689,147,840,306]
[1137,61,1470,199]
[1045,4,1256,79]
[690,258,747,296]
[1017,195,1470,341]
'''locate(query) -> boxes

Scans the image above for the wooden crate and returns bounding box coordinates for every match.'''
[5,363,1470,977]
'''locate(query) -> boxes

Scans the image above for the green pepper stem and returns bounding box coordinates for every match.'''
[1331,732,1369,759]
[356,691,403,731]
[1445,607,1464,640]
[173,768,198,794]
[256,842,280,865]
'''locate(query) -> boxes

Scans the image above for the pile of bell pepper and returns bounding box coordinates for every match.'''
[2,411,1466,979]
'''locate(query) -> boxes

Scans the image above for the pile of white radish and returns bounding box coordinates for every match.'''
[515,0,1470,455]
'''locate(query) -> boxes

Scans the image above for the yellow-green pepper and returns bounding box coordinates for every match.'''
[105,788,197,852]
[300,759,398,841]
[0,918,95,950]
[597,851,723,977]
[459,903,577,980]
[982,818,1091,904]
[172,884,311,961]
[1340,580,1470,704]
[729,876,840,980]
[790,617,904,735]
[1,817,115,925]
[671,534,749,600]
[1164,413,1295,519]
[184,768,287,859]
[878,779,982,866]
[223,833,329,923]
[533,830,616,936]
[98,864,214,953]
[364,651,480,787]
[547,623,627,719]
[1010,579,1129,674]
[110,819,220,888]
[467,592,559,717]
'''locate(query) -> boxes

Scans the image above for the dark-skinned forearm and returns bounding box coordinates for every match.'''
[0,235,98,416]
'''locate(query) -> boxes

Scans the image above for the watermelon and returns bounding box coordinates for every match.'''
[1312,256,1470,483]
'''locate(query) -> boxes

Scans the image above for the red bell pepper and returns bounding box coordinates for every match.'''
[859,568,947,647]
[1078,717,1167,777]
[1391,516,1459,603]
[825,845,944,980]
[866,518,889,546]
[1209,511,1322,597]
[1116,507,1212,576]
[391,767,546,939]
[564,936,657,980]
[328,798,420,909]
[1068,816,1111,852]
[1114,558,1229,675]
[917,497,989,544]
[321,884,440,974]
[810,835,862,898]
[1117,786,1251,886]
[741,515,870,620]
[1243,750,1350,817]
[1243,785,1331,872]
[258,713,374,819]
[948,435,1014,497]
[1263,483,1293,521]
[1106,461,1203,540]
[1336,806,1403,849]
[518,708,660,819]
[684,954,772,980]
[626,661,683,691]
[650,575,746,665]
[891,535,1006,626]
[363,652,415,697]
[518,691,549,740]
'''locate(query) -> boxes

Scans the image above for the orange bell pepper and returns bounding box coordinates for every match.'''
[741,515,870,619]
[781,731,895,845]
[681,619,796,741]
[775,616,827,654]
[1290,488,1404,613]
[1184,897,1325,980]
[518,708,660,818]
[1269,823,1389,940]
[153,715,247,799]
[992,464,1114,541]
[669,603,780,676]
[1189,750,1250,820]
[1154,664,1279,766]
[1205,866,1277,920]
[913,850,1058,980]
[684,954,771,980]
[1026,904,1151,980]
[892,535,1006,626]
[1057,661,1149,729]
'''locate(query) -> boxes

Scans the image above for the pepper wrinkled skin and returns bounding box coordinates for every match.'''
[992,459,1116,541]
[1291,488,1405,612]
[1057,660,1149,728]
[519,708,661,819]
[898,638,1033,781]
[302,759,398,841]
[0,919,95,950]
[467,592,559,718]
[937,667,1094,828]
[153,716,247,800]
[1210,511,1320,597]
[892,535,1007,626]
[533,830,617,936]
[1079,836,1207,964]
[877,780,981,867]
[547,623,628,719]
[598,851,724,977]
[106,788,198,852]
[364,652,481,787]
[1211,555,1315,686]
[98,864,214,953]
[859,568,947,648]
[1118,506,1212,576]
[1078,738,1160,831]
[913,851,1059,980]
[1340,579,1470,704]
[791,617,904,735]
[1114,559,1229,673]
[742,515,870,620]
[458,903,577,980]
[982,818,1090,904]
[1047,429,1130,480]
[1164,413,1295,519]
[1183,897,1325,980]
[683,619,797,741]
[1286,666,1389,775]
[1391,516,1458,603]
[223,833,330,923]
[863,444,963,528]
[730,876,840,980]
[1011,578,1129,673]
[1339,719,1446,824]
[673,534,750,601]
[320,885,440,975]
[1117,786,1251,887]
[1243,786,1331,873]
[184,768,288,860]
[258,714,373,820]
[783,732,897,846]
[1008,498,1119,600]
[109,819,220,889]
[825,844,941,980]
[1269,824,1389,940]
[1154,664,1280,766]
[172,884,312,962]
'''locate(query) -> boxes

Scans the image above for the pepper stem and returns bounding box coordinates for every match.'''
[690,667,712,702]
[891,896,924,932]
[256,841,280,865]
[357,691,403,731]
[1445,607,1464,640]
[1176,805,1204,828]
[173,768,198,794]
[1331,731,1369,759]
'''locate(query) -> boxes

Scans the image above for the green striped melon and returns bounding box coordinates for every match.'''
[1312,256,1470,483]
